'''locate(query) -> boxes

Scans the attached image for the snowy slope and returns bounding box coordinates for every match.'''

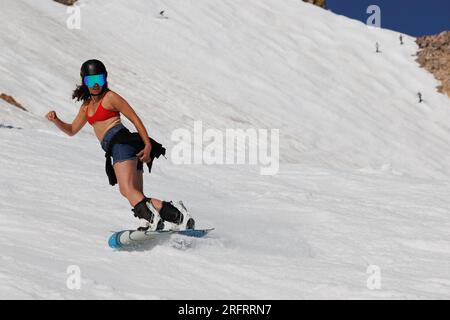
[0,0,449,299]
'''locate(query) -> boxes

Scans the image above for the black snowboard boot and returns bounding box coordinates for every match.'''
[160,201,195,231]
[132,198,164,231]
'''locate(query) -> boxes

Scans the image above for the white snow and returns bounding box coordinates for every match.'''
[1,0,449,299]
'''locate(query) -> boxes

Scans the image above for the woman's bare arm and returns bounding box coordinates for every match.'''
[109,92,151,146]
[45,105,87,136]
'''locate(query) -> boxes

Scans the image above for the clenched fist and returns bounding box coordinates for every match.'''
[45,110,58,122]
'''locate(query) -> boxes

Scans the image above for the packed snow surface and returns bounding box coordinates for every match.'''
[0,0,449,299]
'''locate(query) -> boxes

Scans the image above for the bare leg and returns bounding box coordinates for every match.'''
[134,168,144,193]
[133,167,163,211]
[115,159,163,210]
[114,159,145,207]
[114,160,189,231]
[151,198,163,211]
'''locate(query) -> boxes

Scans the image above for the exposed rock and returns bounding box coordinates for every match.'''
[0,93,27,111]
[416,31,450,98]
[53,0,77,6]
[302,0,327,9]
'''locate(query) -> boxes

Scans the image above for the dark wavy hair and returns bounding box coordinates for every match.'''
[72,82,109,103]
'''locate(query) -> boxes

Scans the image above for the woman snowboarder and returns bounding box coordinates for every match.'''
[45,59,194,232]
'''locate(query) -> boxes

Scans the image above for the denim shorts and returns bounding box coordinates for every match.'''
[101,123,143,171]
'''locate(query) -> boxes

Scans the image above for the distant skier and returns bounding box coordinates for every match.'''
[159,10,168,19]
[375,42,380,53]
[45,59,194,232]
[418,92,423,103]
[399,35,404,45]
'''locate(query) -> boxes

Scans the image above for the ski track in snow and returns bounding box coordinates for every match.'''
[0,0,450,299]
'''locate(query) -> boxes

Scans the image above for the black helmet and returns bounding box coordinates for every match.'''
[80,59,107,78]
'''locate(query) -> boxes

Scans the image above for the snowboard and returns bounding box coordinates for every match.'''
[108,228,214,249]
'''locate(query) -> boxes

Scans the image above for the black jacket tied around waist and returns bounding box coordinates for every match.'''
[104,127,166,186]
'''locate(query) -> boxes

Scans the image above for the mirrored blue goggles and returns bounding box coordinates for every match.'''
[83,74,106,88]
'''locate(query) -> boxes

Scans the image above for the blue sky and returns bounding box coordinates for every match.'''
[326,0,450,36]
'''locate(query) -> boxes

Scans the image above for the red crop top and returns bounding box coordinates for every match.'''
[86,93,120,125]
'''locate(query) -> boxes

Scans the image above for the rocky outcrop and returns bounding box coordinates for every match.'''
[302,0,327,9]
[0,93,27,111]
[53,0,77,6]
[416,31,450,98]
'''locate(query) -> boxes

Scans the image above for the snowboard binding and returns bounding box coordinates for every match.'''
[132,198,195,232]
[131,198,164,231]
[161,200,195,231]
